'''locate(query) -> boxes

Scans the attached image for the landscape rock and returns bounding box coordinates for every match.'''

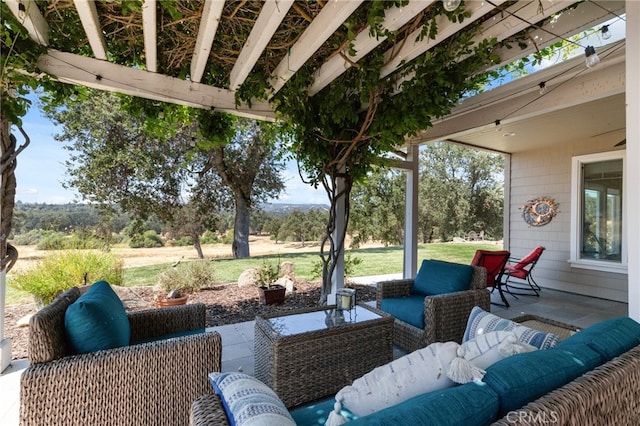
[280,261,295,280]
[276,277,295,293]
[238,268,260,287]
[17,314,33,328]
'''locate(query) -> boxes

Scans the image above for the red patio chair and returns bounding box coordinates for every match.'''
[503,246,546,297]
[471,249,511,307]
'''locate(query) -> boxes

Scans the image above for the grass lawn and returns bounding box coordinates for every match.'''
[121,241,500,287]
[6,242,500,304]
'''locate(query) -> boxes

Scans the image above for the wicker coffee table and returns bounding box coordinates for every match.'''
[254,304,394,408]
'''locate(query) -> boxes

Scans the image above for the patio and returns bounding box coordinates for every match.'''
[0,278,628,426]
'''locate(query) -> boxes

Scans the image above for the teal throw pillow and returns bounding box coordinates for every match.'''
[413,259,474,296]
[483,344,601,416]
[556,317,640,362]
[348,382,499,426]
[64,280,131,353]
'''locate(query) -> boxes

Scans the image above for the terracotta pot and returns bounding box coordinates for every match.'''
[258,285,286,305]
[155,295,188,308]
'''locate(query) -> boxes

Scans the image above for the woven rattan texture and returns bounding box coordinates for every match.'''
[20,287,222,426]
[254,305,394,408]
[376,266,489,352]
[189,394,231,426]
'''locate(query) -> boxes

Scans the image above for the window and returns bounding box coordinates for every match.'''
[570,151,626,273]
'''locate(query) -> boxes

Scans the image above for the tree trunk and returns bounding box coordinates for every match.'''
[232,195,250,259]
[193,232,204,259]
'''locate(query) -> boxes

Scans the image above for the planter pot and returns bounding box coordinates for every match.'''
[155,295,188,308]
[258,285,286,305]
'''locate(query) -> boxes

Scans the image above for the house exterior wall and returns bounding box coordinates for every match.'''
[509,135,627,302]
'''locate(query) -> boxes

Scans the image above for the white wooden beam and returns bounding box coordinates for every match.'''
[37,50,275,121]
[74,0,108,60]
[229,0,294,91]
[269,0,363,97]
[380,0,506,79]
[142,0,157,72]
[5,0,49,46]
[190,0,225,83]
[308,0,434,96]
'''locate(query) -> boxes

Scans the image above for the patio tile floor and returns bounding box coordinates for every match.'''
[0,281,628,425]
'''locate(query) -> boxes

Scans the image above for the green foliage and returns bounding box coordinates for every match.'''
[156,260,216,293]
[11,250,124,305]
[255,260,280,288]
[311,253,364,280]
[201,230,220,244]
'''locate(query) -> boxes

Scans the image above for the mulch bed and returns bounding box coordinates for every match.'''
[4,280,376,360]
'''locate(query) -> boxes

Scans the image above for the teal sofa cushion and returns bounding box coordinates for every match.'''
[290,398,357,425]
[347,382,499,426]
[413,259,473,296]
[131,328,205,345]
[380,295,425,328]
[483,344,602,416]
[555,317,640,362]
[64,280,131,353]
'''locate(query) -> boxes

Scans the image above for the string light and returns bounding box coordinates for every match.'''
[584,46,600,68]
[442,0,461,12]
[538,82,547,95]
[601,25,612,40]
[18,2,26,19]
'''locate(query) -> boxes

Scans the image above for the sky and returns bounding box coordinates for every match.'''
[13,100,328,206]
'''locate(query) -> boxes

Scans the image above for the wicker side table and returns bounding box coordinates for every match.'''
[254,304,394,408]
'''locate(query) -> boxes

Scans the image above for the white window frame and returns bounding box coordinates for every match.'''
[569,150,627,273]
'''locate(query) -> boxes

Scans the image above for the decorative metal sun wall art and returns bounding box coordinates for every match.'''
[521,197,558,227]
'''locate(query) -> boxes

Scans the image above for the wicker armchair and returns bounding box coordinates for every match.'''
[376,265,489,352]
[20,287,222,426]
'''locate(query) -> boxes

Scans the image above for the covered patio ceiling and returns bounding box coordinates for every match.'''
[5,0,626,130]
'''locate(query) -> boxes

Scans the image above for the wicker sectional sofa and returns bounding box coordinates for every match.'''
[190,316,640,426]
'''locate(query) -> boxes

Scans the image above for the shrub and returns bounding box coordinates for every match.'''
[156,260,216,293]
[11,250,124,306]
[173,236,194,247]
[201,230,220,244]
[129,230,164,248]
[36,232,66,250]
[311,253,363,280]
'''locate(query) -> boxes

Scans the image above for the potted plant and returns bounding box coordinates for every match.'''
[154,260,215,307]
[256,261,286,305]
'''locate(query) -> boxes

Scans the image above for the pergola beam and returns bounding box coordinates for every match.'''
[37,50,275,121]
[190,0,225,83]
[269,0,363,97]
[380,0,506,79]
[142,0,157,73]
[229,0,294,91]
[308,0,434,96]
[5,0,49,46]
[73,0,108,60]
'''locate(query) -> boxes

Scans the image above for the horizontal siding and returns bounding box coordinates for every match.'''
[508,138,627,302]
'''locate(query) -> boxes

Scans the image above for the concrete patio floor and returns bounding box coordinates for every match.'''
[0,280,628,425]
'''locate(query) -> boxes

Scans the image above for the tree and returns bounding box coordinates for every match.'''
[261,5,500,302]
[350,168,405,247]
[419,142,503,241]
[44,90,286,258]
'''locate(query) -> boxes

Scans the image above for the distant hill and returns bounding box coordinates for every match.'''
[260,203,329,213]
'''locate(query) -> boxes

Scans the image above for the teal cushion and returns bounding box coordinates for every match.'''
[348,382,499,426]
[555,317,640,362]
[131,328,205,345]
[290,398,357,425]
[380,295,425,328]
[483,344,602,416]
[65,280,131,353]
[413,259,474,296]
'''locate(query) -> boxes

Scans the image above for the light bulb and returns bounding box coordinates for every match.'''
[584,46,600,68]
[18,2,26,19]
[538,82,547,95]
[601,25,612,40]
[495,120,502,132]
[442,0,461,12]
